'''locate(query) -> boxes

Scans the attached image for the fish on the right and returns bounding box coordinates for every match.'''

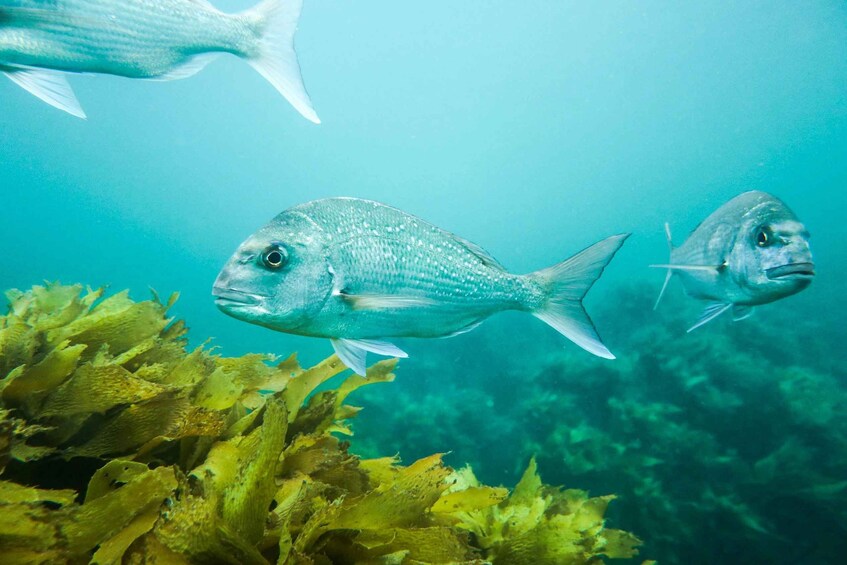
[652,190,814,332]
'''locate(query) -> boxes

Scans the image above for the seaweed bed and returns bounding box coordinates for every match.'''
[0,283,645,564]
[349,283,847,565]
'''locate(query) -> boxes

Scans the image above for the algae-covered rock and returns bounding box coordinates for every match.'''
[0,283,643,564]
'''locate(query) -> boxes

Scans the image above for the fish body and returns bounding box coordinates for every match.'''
[652,191,814,331]
[0,0,318,121]
[214,198,629,375]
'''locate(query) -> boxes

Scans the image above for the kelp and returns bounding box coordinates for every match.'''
[351,282,847,563]
[444,459,641,564]
[0,283,643,564]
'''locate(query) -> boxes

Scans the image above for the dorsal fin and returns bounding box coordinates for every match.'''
[187,0,216,9]
[449,233,505,270]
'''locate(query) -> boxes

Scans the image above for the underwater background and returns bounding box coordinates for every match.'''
[2,1,846,563]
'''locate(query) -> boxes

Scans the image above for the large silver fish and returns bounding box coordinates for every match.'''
[213,197,629,375]
[0,0,318,121]
[652,191,814,331]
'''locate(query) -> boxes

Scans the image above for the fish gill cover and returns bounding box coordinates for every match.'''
[0,282,645,564]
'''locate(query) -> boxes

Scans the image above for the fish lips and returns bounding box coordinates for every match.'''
[765,262,816,280]
[212,287,266,309]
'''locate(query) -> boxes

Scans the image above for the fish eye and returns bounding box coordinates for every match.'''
[755,226,773,247]
[261,245,288,269]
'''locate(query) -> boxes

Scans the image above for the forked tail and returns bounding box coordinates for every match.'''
[529,233,630,359]
[244,0,320,123]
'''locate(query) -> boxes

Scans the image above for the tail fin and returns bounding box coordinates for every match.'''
[652,222,673,310]
[530,233,629,359]
[244,0,320,123]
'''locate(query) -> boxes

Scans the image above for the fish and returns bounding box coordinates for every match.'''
[651,190,814,332]
[213,197,630,375]
[0,0,319,122]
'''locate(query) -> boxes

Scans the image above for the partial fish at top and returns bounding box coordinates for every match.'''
[0,0,319,121]
[652,191,814,332]
[213,197,629,376]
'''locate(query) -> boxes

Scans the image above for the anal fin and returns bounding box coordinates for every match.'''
[147,53,219,81]
[331,338,408,376]
[440,319,484,339]
[688,302,732,332]
[4,67,86,119]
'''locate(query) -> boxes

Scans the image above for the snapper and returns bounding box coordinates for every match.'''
[0,0,319,121]
[652,191,814,331]
[213,197,629,375]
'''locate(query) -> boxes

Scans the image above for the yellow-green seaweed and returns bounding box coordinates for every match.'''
[0,283,644,564]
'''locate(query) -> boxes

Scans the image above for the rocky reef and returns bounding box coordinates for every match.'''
[0,283,643,564]
[351,283,847,564]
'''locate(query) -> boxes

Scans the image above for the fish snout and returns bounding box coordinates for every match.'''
[212,267,232,294]
[213,288,264,307]
[212,272,267,308]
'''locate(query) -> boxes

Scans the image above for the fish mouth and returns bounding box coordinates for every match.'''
[212,287,266,308]
[765,262,816,280]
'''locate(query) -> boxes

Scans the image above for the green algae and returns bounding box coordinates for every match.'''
[0,283,643,564]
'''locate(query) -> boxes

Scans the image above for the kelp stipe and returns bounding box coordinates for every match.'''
[0,283,644,563]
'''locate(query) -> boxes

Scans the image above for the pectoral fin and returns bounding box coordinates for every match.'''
[338,292,435,311]
[650,264,724,272]
[4,67,86,119]
[688,302,732,332]
[331,338,408,376]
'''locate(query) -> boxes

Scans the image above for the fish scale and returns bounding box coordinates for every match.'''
[308,199,524,304]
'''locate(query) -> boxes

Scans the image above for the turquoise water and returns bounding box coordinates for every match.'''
[2,1,846,563]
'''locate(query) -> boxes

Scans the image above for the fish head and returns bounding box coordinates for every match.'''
[212,213,333,332]
[729,194,814,303]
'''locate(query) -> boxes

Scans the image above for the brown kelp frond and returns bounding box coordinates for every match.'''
[440,457,642,564]
[0,283,642,563]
